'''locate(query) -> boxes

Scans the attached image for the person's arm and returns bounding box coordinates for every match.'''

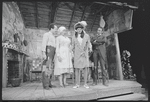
[41,33,48,59]
[68,37,74,58]
[71,34,75,54]
[96,35,106,44]
[91,36,100,45]
[56,37,60,57]
[87,35,92,52]
[54,35,56,48]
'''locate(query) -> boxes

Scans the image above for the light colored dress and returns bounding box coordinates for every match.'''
[54,35,73,75]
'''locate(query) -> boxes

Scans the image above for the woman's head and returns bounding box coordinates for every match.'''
[57,26,66,35]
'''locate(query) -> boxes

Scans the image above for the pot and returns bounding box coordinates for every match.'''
[10,78,21,87]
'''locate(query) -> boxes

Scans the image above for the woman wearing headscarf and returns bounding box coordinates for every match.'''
[72,21,92,88]
[54,26,73,87]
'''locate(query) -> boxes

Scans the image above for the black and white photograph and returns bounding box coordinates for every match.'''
[2,0,149,101]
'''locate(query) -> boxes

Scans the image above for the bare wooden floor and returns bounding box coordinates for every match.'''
[2,79,142,100]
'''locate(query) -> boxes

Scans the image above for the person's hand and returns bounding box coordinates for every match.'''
[70,51,74,58]
[58,56,62,62]
[81,52,86,57]
[42,53,46,60]
[89,48,92,53]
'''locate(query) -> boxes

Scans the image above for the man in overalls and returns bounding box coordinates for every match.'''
[41,23,57,90]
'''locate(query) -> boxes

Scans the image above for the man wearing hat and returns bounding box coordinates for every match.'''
[80,21,93,82]
[72,21,92,89]
[91,27,109,86]
[41,23,57,90]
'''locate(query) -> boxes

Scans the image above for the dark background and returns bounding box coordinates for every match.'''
[118,0,149,87]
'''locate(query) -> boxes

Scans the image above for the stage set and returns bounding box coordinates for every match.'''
[2,1,148,101]
[2,79,146,100]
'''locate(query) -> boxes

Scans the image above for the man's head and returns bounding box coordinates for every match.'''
[48,23,57,34]
[74,22,85,38]
[97,27,103,35]
[75,23,84,34]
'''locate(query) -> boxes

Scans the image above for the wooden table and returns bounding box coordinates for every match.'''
[30,70,42,81]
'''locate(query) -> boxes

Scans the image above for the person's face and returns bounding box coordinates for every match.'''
[76,28,83,34]
[61,30,67,36]
[97,27,103,34]
[52,25,58,34]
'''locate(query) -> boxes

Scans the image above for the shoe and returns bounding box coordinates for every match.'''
[103,84,108,86]
[103,82,108,86]
[84,84,89,89]
[60,84,65,88]
[92,83,96,86]
[44,87,50,90]
[64,83,69,86]
[49,85,56,88]
[73,84,79,88]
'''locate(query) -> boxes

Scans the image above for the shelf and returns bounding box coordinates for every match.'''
[7,60,19,62]
[2,43,29,56]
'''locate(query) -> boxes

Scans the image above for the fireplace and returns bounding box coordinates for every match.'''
[7,61,19,85]
[7,49,20,86]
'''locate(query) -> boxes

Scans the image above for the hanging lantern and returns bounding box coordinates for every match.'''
[99,15,105,28]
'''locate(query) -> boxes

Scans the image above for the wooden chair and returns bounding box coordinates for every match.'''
[30,58,42,82]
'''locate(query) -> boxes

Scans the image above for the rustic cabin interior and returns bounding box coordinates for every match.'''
[2,1,149,100]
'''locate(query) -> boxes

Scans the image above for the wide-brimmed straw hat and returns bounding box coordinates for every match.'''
[74,21,87,31]
[80,21,87,27]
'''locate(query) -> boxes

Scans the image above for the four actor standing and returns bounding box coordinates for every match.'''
[41,22,109,90]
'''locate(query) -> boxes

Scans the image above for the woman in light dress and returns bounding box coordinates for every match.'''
[54,26,73,87]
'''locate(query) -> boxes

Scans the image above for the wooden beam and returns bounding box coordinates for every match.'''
[35,2,39,28]
[19,5,35,11]
[88,2,94,8]
[17,2,26,28]
[104,7,115,17]
[50,2,59,24]
[95,5,106,15]
[19,2,35,6]
[68,2,77,29]
[48,2,52,28]
[64,2,73,10]
[94,2,138,9]
[90,13,97,31]
[80,5,87,21]
[114,33,123,80]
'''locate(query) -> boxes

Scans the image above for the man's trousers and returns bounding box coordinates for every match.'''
[92,49,109,85]
[42,45,55,88]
